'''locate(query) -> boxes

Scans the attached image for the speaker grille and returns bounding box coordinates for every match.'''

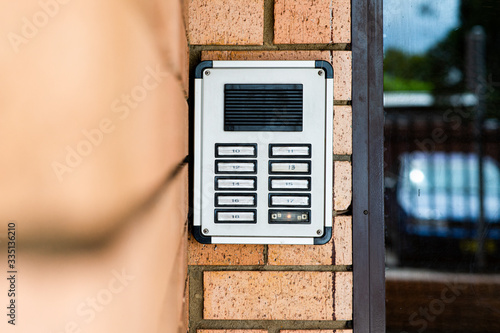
[224,84,303,131]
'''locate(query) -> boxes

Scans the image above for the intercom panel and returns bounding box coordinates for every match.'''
[193,60,333,244]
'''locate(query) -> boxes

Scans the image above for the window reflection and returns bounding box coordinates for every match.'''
[384,0,500,332]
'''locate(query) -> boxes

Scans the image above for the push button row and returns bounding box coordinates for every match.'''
[214,143,313,224]
[268,144,312,224]
[215,193,309,208]
[215,209,310,224]
[214,144,258,223]
[214,204,313,223]
[216,160,310,174]
[216,144,310,158]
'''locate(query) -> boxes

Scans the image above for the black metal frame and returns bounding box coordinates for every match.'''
[352,0,385,332]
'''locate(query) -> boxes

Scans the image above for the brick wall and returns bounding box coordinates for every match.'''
[187,1,353,332]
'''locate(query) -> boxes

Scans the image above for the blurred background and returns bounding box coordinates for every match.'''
[383,0,500,332]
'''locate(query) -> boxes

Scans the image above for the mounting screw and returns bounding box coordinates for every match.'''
[203,228,209,234]
[363,210,369,215]
[318,70,324,76]
[317,229,322,235]
[205,70,211,76]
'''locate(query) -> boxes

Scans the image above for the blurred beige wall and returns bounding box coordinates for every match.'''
[0,0,189,332]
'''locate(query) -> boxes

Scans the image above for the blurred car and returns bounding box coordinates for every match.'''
[388,151,500,264]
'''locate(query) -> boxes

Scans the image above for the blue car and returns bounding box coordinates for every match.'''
[390,151,500,263]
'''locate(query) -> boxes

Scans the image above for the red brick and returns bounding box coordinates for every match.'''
[335,272,353,320]
[201,51,354,102]
[332,51,352,100]
[188,0,264,45]
[274,0,332,44]
[188,234,265,265]
[199,331,267,333]
[267,239,334,266]
[267,217,352,266]
[334,216,352,265]
[332,0,351,43]
[201,51,353,102]
[334,105,352,155]
[204,271,335,320]
[201,50,331,62]
[274,0,351,44]
[334,161,352,210]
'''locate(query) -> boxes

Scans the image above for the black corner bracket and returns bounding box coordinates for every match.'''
[315,60,334,79]
[195,60,213,79]
[314,226,332,245]
[192,226,212,244]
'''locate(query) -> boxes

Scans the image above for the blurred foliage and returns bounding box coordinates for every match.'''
[384,0,500,118]
[430,0,500,118]
[384,74,433,92]
[384,49,434,91]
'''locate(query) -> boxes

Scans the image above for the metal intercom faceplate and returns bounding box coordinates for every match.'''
[193,61,333,244]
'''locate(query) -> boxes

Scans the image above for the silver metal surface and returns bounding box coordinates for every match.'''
[271,196,309,206]
[217,212,255,222]
[194,61,334,242]
[270,179,309,190]
[271,146,310,156]
[217,162,255,172]
[323,79,334,228]
[217,196,255,206]
[211,236,313,245]
[213,60,316,69]
[216,179,255,189]
[270,162,309,173]
[217,146,255,156]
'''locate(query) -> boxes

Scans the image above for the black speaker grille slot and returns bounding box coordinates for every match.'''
[224,84,303,131]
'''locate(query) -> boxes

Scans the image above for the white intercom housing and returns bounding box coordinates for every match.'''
[193,60,333,244]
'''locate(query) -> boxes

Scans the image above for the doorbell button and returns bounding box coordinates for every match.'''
[270,144,311,158]
[215,211,256,223]
[269,178,311,190]
[270,195,310,207]
[215,194,256,206]
[269,161,310,174]
[215,177,257,190]
[216,144,257,157]
[215,161,256,173]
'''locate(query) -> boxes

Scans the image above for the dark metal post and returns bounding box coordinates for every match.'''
[352,0,385,331]
[466,26,487,271]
